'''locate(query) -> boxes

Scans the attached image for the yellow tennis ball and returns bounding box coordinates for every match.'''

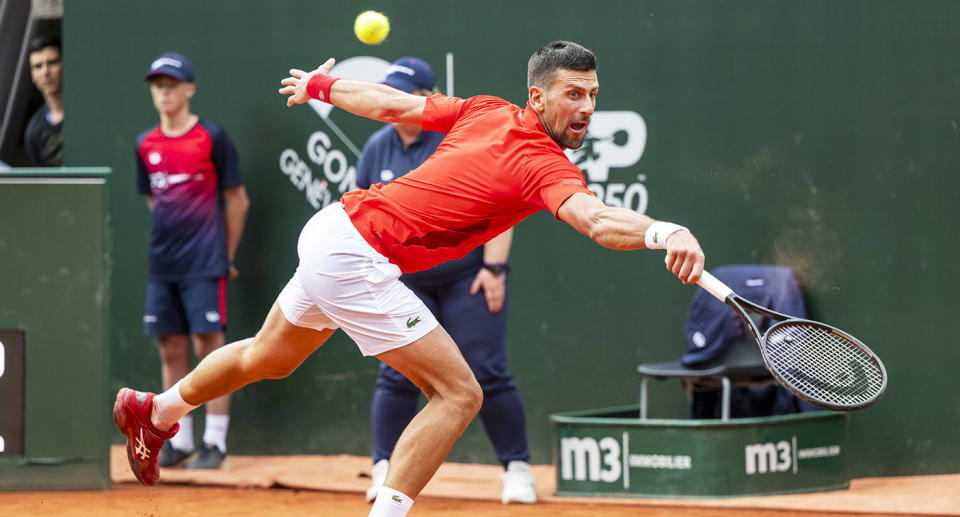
[354,11,389,45]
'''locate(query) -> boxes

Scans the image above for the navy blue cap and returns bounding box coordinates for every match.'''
[382,57,435,93]
[145,52,194,82]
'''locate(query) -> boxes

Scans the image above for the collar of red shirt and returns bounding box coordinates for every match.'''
[521,102,564,151]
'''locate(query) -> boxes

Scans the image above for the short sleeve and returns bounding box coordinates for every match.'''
[422,94,466,134]
[134,130,151,195]
[529,163,595,216]
[135,152,149,194]
[211,127,242,190]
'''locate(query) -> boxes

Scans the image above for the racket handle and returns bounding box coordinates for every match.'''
[696,271,734,301]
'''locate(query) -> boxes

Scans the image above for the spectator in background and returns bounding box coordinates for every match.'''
[24,37,64,167]
[135,52,250,470]
[355,57,537,505]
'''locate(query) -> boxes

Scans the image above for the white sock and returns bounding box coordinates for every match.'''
[169,415,195,452]
[368,487,414,517]
[151,380,199,431]
[203,413,230,453]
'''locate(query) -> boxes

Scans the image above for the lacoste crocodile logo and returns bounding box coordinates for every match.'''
[406,316,421,328]
[392,494,403,503]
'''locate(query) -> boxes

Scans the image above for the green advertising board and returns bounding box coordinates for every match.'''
[0,169,112,490]
[552,406,847,497]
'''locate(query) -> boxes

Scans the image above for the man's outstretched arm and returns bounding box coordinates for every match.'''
[557,192,705,284]
[279,58,427,126]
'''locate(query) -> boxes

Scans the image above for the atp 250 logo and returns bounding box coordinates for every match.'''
[565,111,649,213]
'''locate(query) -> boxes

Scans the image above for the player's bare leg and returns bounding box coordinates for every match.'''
[172,303,334,412]
[156,334,195,466]
[151,302,335,434]
[192,331,230,415]
[372,325,483,502]
[116,302,333,486]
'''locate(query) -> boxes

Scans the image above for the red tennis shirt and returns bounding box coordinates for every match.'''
[341,94,594,273]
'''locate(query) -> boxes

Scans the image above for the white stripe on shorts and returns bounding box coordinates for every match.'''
[277,203,438,356]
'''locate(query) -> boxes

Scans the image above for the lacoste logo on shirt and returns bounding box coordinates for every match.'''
[406,316,421,328]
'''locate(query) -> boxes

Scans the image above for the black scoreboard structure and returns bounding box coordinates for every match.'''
[0,330,25,457]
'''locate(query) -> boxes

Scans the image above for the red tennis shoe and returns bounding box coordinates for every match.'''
[113,388,179,487]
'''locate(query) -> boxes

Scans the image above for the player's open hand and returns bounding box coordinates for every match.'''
[470,269,506,314]
[664,230,704,284]
[279,58,336,107]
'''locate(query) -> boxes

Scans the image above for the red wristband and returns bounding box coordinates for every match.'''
[306,73,340,104]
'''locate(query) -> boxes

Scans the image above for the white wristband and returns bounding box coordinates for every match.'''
[644,222,688,249]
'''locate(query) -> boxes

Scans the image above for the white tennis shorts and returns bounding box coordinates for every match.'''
[277,203,439,356]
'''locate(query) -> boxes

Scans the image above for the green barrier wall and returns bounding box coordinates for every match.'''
[0,168,111,490]
[62,1,959,477]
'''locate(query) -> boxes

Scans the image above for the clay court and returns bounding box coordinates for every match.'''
[1,447,957,516]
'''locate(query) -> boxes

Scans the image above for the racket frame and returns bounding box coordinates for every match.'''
[696,271,887,411]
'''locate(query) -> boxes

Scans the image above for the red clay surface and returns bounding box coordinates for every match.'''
[0,484,935,517]
[0,446,955,516]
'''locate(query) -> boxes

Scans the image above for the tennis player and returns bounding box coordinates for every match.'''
[114,41,704,517]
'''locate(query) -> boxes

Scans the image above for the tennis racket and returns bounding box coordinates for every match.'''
[696,271,887,411]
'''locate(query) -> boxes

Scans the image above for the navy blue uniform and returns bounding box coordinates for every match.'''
[24,105,63,167]
[136,118,242,335]
[356,123,530,466]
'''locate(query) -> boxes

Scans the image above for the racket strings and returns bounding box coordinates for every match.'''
[764,322,884,407]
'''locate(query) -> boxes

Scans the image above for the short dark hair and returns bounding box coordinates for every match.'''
[527,41,597,90]
[28,37,61,56]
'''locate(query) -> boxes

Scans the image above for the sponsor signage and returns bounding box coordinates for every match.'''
[552,406,847,497]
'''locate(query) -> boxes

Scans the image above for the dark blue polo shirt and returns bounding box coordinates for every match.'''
[355,124,482,284]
